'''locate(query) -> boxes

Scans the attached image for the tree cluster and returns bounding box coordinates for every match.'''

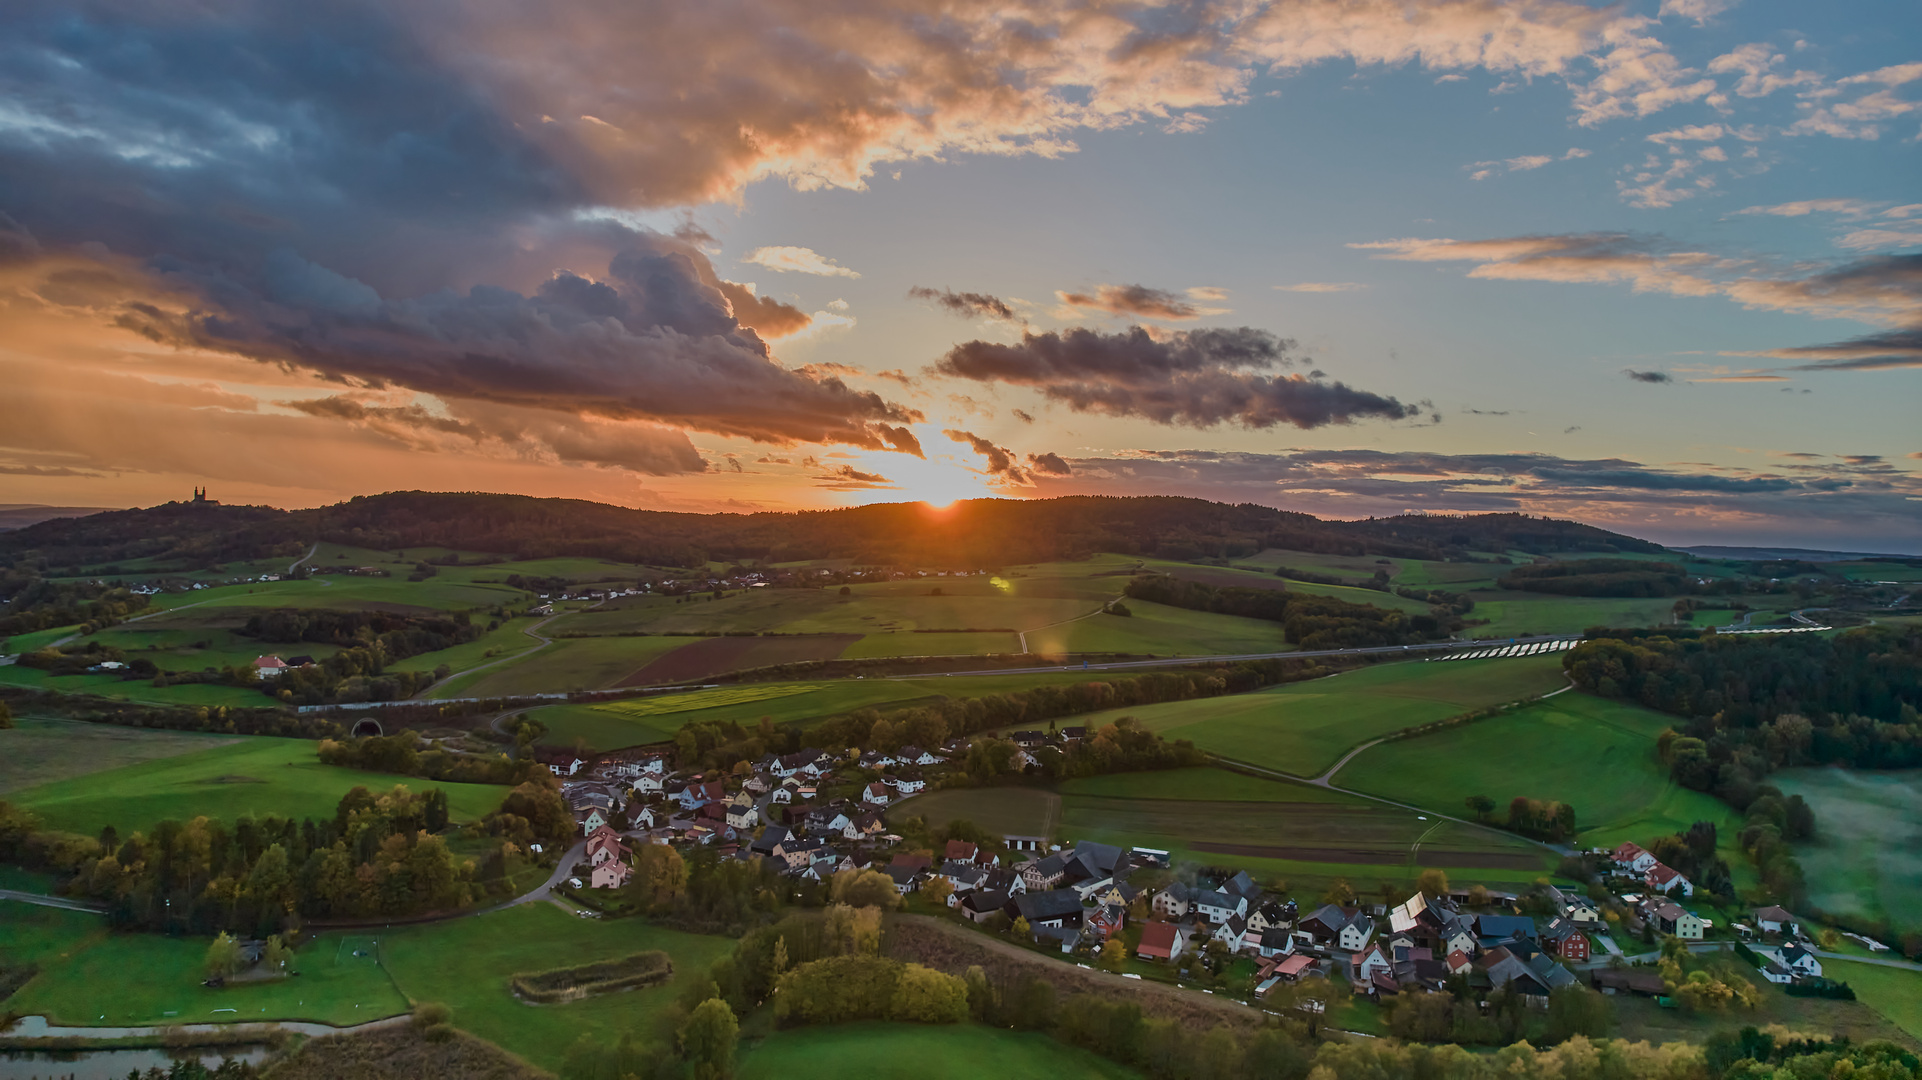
[0,686,340,739]
[1386,984,1611,1046]
[1124,574,1442,648]
[0,784,539,934]
[317,730,533,786]
[0,572,151,639]
[1501,557,1727,598]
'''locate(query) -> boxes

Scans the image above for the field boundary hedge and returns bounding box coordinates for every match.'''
[510,949,673,1003]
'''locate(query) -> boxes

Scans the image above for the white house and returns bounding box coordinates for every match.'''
[1755,942,1823,984]
[252,655,288,680]
[1611,842,1659,875]
[1350,943,1393,985]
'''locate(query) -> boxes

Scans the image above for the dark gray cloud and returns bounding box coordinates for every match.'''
[1026,451,1072,476]
[909,286,1017,321]
[943,429,1034,484]
[1625,369,1673,383]
[812,464,893,489]
[1770,328,1922,372]
[932,326,1421,430]
[104,232,925,455]
[279,395,709,474]
[1057,284,1202,320]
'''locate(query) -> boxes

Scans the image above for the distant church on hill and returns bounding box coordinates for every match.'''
[190,486,218,506]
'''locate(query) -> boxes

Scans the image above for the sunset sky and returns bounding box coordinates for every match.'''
[1,0,1917,550]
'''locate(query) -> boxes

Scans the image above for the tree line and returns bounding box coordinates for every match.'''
[0,779,574,935]
[0,492,1662,578]
[1500,557,1742,598]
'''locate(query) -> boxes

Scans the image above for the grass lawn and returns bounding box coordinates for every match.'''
[11,736,506,837]
[1824,959,1922,1042]
[889,787,1062,838]
[450,635,696,698]
[0,715,239,796]
[3,913,411,1027]
[1063,655,1568,778]
[843,632,1023,658]
[378,903,736,1072]
[1611,965,1919,1048]
[1771,768,1922,929]
[1025,601,1288,657]
[737,1022,1140,1079]
[1338,692,1745,869]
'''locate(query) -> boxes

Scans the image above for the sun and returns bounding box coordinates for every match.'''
[878,454,997,509]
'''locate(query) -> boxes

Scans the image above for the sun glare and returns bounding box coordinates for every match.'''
[879,454,996,510]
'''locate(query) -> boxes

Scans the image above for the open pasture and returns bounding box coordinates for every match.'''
[0,662,273,708]
[1,624,83,654]
[1459,593,1678,638]
[390,615,548,678]
[377,901,736,1072]
[1822,959,1922,1042]
[1060,654,1568,778]
[1,909,410,1028]
[888,786,1062,838]
[147,574,525,616]
[11,736,505,837]
[1771,767,1922,928]
[1337,692,1743,855]
[1024,600,1287,657]
[737,1022,1141,1080]
[0,715,237,795]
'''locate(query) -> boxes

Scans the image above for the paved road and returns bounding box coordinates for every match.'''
[0,888,107,914]
[485,838,589,913]
[895,634,1580,681]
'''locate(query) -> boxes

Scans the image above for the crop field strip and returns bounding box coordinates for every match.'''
[591,683,826,718]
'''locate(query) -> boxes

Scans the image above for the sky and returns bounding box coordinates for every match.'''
[0,0,1917,551]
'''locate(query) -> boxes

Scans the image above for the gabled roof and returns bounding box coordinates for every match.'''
[1138,922,1181,957]
[1477,914,1537,941]
[1012,888,1086,923]
[1753,905,1796,923]
[1526,953,1578,990]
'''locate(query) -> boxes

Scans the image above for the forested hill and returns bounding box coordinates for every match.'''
[0,491,1664,571]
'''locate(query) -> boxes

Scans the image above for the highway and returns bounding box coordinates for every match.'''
[892,633,1580,680]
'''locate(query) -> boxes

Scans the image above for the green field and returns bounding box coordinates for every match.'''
[1823,959,1922,1041]
[446,634,696,698]
[144,575,526,615]
[0,662,278,709]
[0,716,238,795]
[1057,767,1551,889]
[888,787,1062,837]
[377,902,735,1071]
[1460,594,1680,638]
[1024,600,1288,657]
[1,624,84,654]
[737,1022,1140,1080]
[1771,768,1922,928]
[1058,655,1569,778]
[1337,693,1744,860]
[11,736,506,837]
[1,904,410,1027]
[1,897,735,1072]
[388,616,549,678]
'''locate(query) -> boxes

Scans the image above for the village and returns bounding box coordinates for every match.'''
[534,729,1839,1013]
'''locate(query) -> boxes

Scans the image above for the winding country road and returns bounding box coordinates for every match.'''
[414,614,560,700]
